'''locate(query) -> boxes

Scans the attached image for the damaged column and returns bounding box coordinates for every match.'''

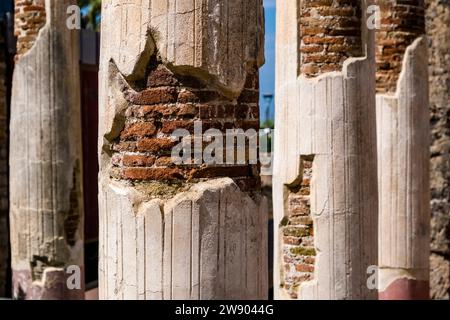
[98,0,267,299]
[0,24,8,297]
[376,0,430,299]
[9,0,84,299]
[274,0,378,299]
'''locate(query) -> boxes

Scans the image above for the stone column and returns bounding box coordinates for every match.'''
[426,0,450,300]
[375,0,430,299]
[9,0,84,299]
[274,0,378,299]
[0,25,8,298]
[98,0,267,300]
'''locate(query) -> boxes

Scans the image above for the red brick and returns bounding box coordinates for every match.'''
[127,87,178,105]
[147,65,179,87]
[122,155,156,167]
[154,156,175,167]
[300,0,362,77]
[136,138,176,153]
[161,120,195,134]
[295,264,314,273]
[375,0,425,93]
[121,122,157,139]
[284,236,302,246]
[177,90,199,103]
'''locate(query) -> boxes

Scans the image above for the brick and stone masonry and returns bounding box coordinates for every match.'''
[109,58,261,191]
[98,0,267,299]
[376,0,425,93]
[0,26,8,298]
[375,0,430,299]
[300,0,363,77]
[281,157,315,299]
[14,0,46,59]
[426,0,450,300]
[9,0,84,299]
[274,0,378,299]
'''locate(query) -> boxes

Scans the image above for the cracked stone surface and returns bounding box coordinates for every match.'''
[9,0,84,299]
[274,0,378,300]
[98,0,268,300]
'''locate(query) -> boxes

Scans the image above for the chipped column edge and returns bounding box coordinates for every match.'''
[273,51,375,300]
[106,177,265,215]
[10,0,84,298]
[377,36,428,100]
[99,1,267,300]
[376,36,430,295]
[99,177,268,300]
[14,0,51,65]
[272,15,374,300]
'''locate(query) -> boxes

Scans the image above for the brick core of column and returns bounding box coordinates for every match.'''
[375,0,426,93]
[14,0,46,59]
[300,0,363,77]
[282,157,315,299]
[110,57,261,192]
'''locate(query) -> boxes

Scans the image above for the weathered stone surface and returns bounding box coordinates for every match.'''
[375,0,426,93]
[274,0,378,300]
[99,0,267,300]
[99,178,268,299]
[426,0,450,300]
[9,0,84,299]
[14,0,46,59]
[0,25,8,298]
[100,0,264,98]
[376,1,430,299]
[430,253,450,299]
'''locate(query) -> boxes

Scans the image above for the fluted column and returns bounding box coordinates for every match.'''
[375,0,430,299]
[98,0,267,300]
[10,0,84,299]
[274,0,378,300]
[0,22,9,297]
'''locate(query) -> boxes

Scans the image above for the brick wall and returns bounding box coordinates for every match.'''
[110,56,261,192]
[375,0,425,93]
[282,157,315,299]
[426,0,450,300]
[300,0,363,77]
[14,0,46,59]
[0,28,8,297]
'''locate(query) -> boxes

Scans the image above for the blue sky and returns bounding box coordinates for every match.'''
[260,0,276,122]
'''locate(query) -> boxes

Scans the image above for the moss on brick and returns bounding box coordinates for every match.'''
[290,247,316,256]
[134,180,193,199]
[283,226,311,238]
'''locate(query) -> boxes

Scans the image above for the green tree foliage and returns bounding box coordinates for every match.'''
[78,0,101,30]
[260,119,274,130]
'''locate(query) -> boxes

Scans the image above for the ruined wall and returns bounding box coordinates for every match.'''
[10,0,84,299]
[426,0,450,300]
[0,26,8,298]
